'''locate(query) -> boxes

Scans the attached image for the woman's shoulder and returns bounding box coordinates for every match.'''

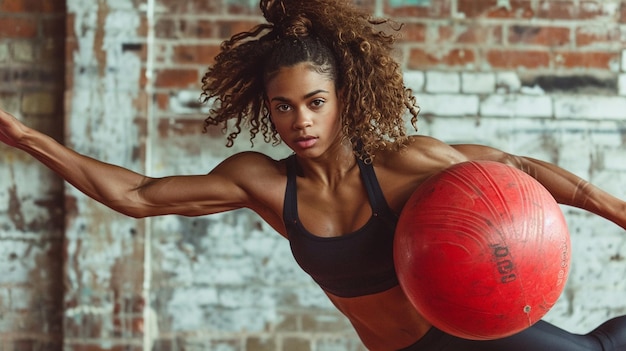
[217,151,290,201]
[373,135,467,174]
[219,151,289,177]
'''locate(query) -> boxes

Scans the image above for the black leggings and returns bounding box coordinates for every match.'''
[401,316,626,351]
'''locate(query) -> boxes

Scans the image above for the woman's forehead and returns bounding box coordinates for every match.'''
[265,63,336,97]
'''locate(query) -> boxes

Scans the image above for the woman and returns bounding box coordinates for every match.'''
[1,0,626,350]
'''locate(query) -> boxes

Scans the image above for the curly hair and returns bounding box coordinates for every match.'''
[200,0,419,159]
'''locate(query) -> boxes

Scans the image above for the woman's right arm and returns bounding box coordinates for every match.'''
[0,108,250,218]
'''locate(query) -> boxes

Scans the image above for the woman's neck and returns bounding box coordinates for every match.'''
[294,142,358,186]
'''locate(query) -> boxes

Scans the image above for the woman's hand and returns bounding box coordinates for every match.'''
[0,108,28,148]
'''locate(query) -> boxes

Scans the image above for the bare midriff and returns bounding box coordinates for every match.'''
[325,285,432,351]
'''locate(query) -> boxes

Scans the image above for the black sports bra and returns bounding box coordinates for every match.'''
[283,155,400,298]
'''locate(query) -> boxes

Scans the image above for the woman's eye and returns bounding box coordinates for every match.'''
[276,104,291,112]
[311,99,325,108]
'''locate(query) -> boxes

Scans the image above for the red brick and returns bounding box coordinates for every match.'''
[0,0,65,12]
[385,0,452,18]
[407,47,476,69]
[0,17,38,38]
[136,15,149,38]
[154,69,200,89]
[180,19,217,39]
[457,0,496,18]
[64,343,143,351]
[158,118,206,137]
[439,24,504,45]
[65,37,78,70]
[538,0,619,20]
[578,1,611,20]
[154,18,177,39]
[155,19,218,40]
[576,26,623,47]
[486,49,550,69]
[554,51,620,69]
[397,23,427,43]
[438,25,454,43]
[42,16,66,38]
[457,0,534,19]
[155,93,170,111]
[173,45,221,65]
[620,1,626,23]
[215,20,264,40]
[41,39,65,63]
[537,0,577,19]
[508,26,570,47]
[158,0,221,14]
[42,0,66,12]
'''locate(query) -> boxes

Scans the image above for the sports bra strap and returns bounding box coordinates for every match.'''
[284,155,298,224]
[356,157,392,216]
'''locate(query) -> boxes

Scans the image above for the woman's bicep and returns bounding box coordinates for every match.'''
[131,172,248,218]
[450,144,517,164]
[130,152,278,218]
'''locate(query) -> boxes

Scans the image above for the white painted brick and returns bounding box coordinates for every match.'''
[592,170,626,200]
[588,120,626,147]
[417,94,479,116]
[167,287,219,330]
[462,72,496,94]
[603,148,626,171]
[0,241,40,284]
[423,116,531,153]
[170,90,205,114]
[520,85,546,95]
[425,71,461,93]
[619,74,626,96]
[403,70,425,92]
[421,117,481,144]
[0,175,10,214]
[219,287,276,309]
[557,130,594,177]
[505,118,561,161]
[480,94,552,118]
[554,95,626,119]
[496,71,522,93]
[0,42,9,62]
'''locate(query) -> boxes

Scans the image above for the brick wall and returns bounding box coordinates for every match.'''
[1,0,625,350]
[0,0,66,350]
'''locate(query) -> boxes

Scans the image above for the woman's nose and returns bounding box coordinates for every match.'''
[293,110,312,130]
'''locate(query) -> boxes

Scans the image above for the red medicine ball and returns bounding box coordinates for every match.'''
[394,161,570,340]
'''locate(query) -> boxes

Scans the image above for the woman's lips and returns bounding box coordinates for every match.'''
[295,136,318,149]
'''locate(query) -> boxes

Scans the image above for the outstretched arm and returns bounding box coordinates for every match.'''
[0,108,248,218]
[452,144,626,230]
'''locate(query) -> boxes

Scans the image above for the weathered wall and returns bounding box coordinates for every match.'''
[0,0,66,350]
[1,0,626,350]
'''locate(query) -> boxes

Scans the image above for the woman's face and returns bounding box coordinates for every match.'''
[265,62,343,159]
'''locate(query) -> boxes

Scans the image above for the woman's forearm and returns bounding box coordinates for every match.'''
[452,143,626,230]
[17,126,149,216]
[516,156,626,230]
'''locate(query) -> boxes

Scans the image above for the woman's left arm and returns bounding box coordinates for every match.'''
[452,144,626,230]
